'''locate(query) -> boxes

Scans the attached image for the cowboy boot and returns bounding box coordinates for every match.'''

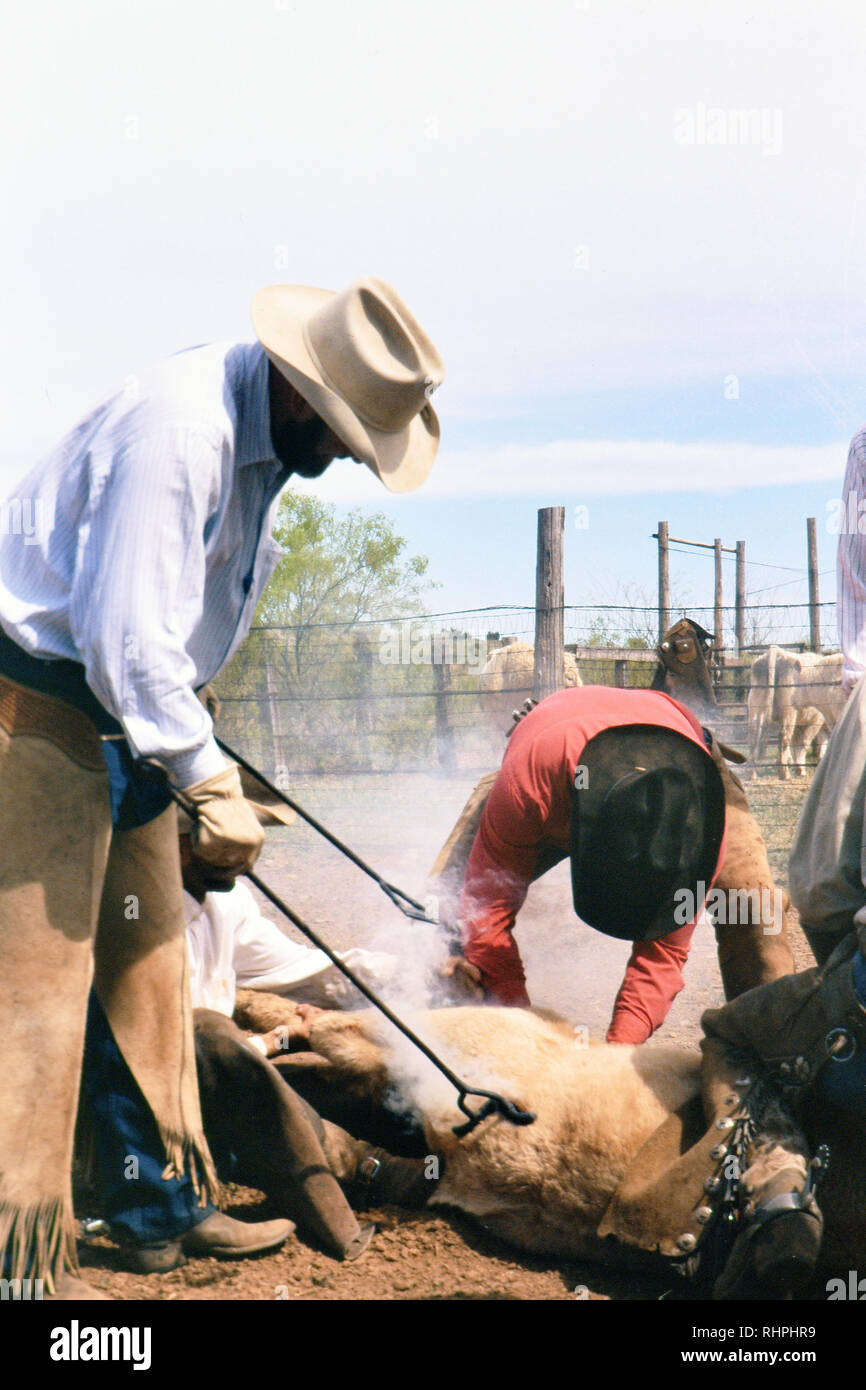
[193,1009,374,1262]
[702,929,866,1099]
[596,952,846,1287]
[319,1122,440,1210]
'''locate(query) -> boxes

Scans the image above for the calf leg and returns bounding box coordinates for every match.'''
[791,709,825,778]
[779,711,796,781]
[193,1009,370,1260]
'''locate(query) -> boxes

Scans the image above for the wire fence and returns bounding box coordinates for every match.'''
[213,599,842,778]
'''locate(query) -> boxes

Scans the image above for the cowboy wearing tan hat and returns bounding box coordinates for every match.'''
[0,277,444,1297]
[253,278,443,493]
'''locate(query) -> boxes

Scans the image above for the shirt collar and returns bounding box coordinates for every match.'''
[232,343,277,469]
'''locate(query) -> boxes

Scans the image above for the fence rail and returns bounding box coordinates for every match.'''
[216,601,840,778]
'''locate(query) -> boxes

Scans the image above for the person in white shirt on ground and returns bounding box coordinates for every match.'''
[176,830,433,1268]
[183,854,399,1019]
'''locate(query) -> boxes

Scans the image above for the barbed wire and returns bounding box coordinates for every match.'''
[249,599,837,632]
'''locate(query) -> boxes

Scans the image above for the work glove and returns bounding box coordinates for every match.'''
[181,762,265,874]
[438,955,486,1003]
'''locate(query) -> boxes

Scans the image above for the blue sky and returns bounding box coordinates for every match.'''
[2,0,864,650]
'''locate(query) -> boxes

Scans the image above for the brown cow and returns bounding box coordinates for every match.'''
[231,995,864,1279]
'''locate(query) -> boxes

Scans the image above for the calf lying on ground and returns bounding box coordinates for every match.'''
[234,992,866,1282]
[236,994,703,1263]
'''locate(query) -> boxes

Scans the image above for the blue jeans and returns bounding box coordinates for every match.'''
[82,992,214,1245]
[814,949,866,1113]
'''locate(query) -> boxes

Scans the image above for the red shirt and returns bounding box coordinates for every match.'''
[458,686,725,1043]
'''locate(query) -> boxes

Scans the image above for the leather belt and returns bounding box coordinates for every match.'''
[0,672,105,771]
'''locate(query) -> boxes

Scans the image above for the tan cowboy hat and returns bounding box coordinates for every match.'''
[251,276,445,493]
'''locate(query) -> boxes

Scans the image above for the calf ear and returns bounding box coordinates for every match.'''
[716,740,748,764]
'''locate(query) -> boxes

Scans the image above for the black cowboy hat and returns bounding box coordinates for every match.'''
[570,724,725,942]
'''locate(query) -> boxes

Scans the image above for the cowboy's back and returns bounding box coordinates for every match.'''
[0,341,283,785]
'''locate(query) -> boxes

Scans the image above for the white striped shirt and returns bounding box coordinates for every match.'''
[0,342,285,786]
[838,426,866,694]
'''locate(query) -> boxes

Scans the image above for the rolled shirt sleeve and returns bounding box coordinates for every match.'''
[458,765,542,1006]
[69,420,226,787]
[605,921,697,1044]
[229,883,335,987]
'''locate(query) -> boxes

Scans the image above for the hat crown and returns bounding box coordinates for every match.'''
[304,277,444,434]
[570,723,726,942]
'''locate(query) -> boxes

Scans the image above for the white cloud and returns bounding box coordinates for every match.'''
[0,436,848,512]
[292,437,849,502]
[4,0,866,432]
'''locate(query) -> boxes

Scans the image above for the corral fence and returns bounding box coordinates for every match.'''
[215,505,838,778]
[215,598,838,778]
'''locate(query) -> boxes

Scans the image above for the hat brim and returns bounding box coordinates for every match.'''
[252,284,440,494]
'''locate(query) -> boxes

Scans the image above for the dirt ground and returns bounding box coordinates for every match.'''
[75,767,817,1302]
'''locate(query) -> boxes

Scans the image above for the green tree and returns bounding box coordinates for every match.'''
[218,492,439,772]
[256,491,433,688]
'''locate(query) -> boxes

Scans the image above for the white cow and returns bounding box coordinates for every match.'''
[747,647,842,780]
[478,641,582,738]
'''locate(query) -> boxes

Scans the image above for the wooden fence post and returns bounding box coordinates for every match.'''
[807,517,821,651]
[352,629,375,770]
[265,637,288,776]
[657,521,670,640]
[713,538,724,660]
[533,506,565,702]
[735,540,746,655]
[432,636,456,772]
